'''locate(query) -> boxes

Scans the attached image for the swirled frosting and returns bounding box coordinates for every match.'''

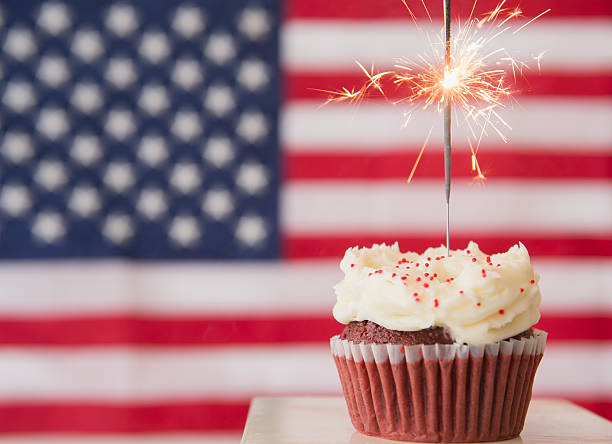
[333,241,541,344]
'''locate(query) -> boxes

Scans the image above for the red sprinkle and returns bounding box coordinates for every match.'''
[466,250,471,254]
[459,290,464,294]
[427,257,432,261]
[424,273,429,277]
[368,273,372,276]
[430,276,434,281]
[423,283,429,288]
[341,333,347,338]
[476,302,481,306]
[472,258,477,262]
[401,276,408,280]
[425,263,430,267]
[434,299,439,308]
[415,298,421,302]
[496,264,501,267]
[499,309,505,315]
[486,256,491,263]
[392,273,397,278]
[433,273,437,278]
[350,264,355,268]
[520,288,524,292]
[530,279,535,284]
[416,277,421,282]
[415,263,420,267]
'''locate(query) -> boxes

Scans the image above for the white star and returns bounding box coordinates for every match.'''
[103,213,133,245]
[138,136,168,167]
[171,110,202,141]
[0,185,31,217]
[137,188,167,220]
[172,6,205,39]
[37,2,72,35]
[35,160,68,191]
[105,109,136,140]
[139,31,170,64]
[106,3,139,37]
[204,33,236,65]
[71,29,104,62]
[171,58,203,90]
[37,55,70,87]
[236,162,268,195]
[71,82,103,113]
[169,215,201,247]
[104,162,135,193]
[138,84,169,116]
[37,108,70,140]
[204,85,235,117]
[172,6,205,38]
[32,211,66,243]
[238,7,271,41]
[202,188,234,221]
[1,132,34,164]
[236,111,268,143]
[203,136,235,168]
[237,59,270,91]
[105,57,137,89]
[69,186,101,218]
[71,134,102,166]
[3,27,37,61]
[2,80,36,112]
[170,161,201,193]
[235,214,267,247]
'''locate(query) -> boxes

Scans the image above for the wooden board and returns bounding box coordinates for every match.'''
[241,397,612,444]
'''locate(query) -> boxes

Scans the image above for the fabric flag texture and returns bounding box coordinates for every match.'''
[0,0,610,442]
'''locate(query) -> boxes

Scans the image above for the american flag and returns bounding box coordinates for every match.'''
[0,0,609,442]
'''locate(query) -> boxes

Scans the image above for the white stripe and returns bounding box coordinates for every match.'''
[283,20,612,71]
[0,260,608,315]
[0,436,240,444]
[0,344,608,400]
[282,99,612,150]
[282,180,612,233]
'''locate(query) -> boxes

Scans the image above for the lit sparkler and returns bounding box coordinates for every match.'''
[319,0,549,252]
[321,0,550,172]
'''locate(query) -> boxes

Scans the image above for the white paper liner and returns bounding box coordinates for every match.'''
[331,329,547,443]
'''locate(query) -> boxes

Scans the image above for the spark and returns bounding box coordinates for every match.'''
[319,1,548,181]
[407,126,433,183]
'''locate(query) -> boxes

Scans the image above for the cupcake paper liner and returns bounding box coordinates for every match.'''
[331,329,547,443]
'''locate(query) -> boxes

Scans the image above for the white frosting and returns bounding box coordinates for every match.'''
[333,241,541,345]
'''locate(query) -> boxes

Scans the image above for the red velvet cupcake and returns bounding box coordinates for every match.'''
[330,242,547,442]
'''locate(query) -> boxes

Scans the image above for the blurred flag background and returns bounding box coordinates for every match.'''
[0,0,610,442]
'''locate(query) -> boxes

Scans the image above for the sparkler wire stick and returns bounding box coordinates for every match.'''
[444,0,452,255]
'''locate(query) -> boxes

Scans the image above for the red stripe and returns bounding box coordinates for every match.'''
[0,398,608,432]
[287,72,612,100]
[0,402,248,432]
[286,0,612,19]
[285,235,612,259]
[285,151,612,180]
[569,400,612,422]
[0,314,608,346]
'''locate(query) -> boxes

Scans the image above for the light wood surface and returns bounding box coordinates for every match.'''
[241,397,612,444]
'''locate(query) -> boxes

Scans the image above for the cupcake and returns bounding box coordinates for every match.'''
[330,241,546,443]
